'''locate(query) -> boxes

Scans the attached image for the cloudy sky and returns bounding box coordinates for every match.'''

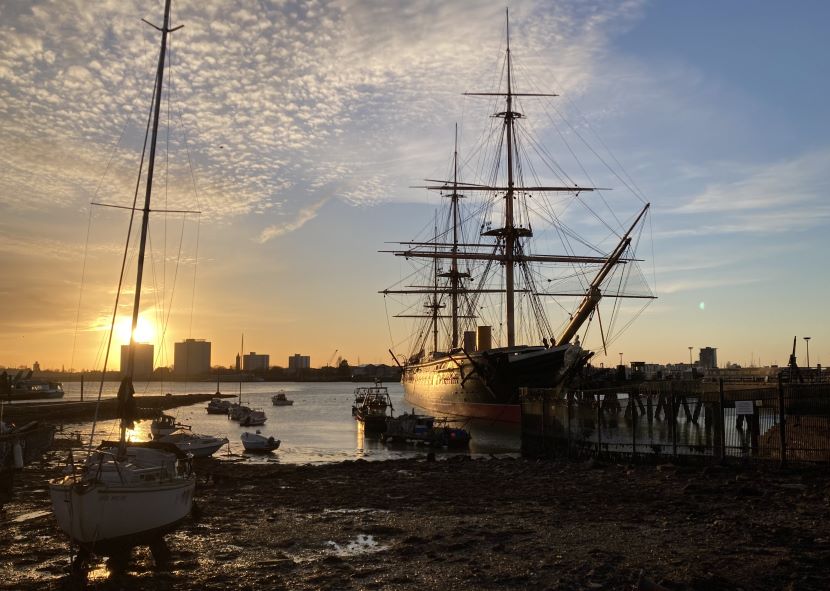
[1,0,828,372]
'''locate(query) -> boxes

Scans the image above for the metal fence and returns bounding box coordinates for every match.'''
[520,380,830,466]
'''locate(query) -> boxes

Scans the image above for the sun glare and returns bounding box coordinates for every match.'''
[115,316,156,345]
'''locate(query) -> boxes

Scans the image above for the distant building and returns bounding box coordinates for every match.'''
[32,361,41,372]
[120,343,154,378]
[288,354,310,370]
[174,339,211,376]
[699,347,718,369]
[243,352,269,371]
[704,365,777,383]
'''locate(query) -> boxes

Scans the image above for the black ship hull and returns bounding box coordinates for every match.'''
[402,344,583,423]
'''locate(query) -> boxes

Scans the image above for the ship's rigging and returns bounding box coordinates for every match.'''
[382,11,655,364]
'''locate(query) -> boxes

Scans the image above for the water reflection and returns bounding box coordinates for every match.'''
[62,382,526,465]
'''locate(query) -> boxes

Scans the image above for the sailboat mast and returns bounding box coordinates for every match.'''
[239,333,244,404]
[125,0,173,381]
[115,0,174,447]
[503,11,517,348]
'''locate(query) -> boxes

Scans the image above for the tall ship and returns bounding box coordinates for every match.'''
[382,15,655,423]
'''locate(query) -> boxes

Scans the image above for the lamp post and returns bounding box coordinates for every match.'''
[619,352,623,367]
[804,337,811,368]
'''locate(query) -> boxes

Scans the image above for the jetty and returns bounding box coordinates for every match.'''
[0,393,233,424]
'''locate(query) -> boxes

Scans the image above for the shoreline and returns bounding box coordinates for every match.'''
[2,451,829,590]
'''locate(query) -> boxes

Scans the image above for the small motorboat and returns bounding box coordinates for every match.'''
[206,398,231,414]
[156,429,229,458]
[241,430,280,452]
[351,382,393,433]
[240,409,267,427]
[271,391,294,406]
[228,403,251,421]
[150,413,190,439]
[1,371,65,401]
[382,411,470,447]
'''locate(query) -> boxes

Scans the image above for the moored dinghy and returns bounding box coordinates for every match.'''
[228,403,252,421]
[206,398,231,414]
[271,391,294,406]
[382,411,471,447]
[240,408,267,426]
[157,429,229,458]
[241,430,280,452]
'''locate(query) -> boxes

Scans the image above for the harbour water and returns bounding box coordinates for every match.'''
[52,381,520,464]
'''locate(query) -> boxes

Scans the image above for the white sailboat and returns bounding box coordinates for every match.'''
[49,0,196,554]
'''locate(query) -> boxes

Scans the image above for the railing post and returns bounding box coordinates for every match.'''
[566,392,572,459]
[631,390,637,461]
[541,389,548,458]
[718,378,726,463]
[778,375,787,469]
[596,393,602,458]
[670,390,678,458]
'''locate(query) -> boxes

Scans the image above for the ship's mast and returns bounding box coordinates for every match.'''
[503,15,517,347]
[450,126,461,348]
[440,124,469,348]
[383,12,653,353]
[431,216,440,353]
[476,10,554,348]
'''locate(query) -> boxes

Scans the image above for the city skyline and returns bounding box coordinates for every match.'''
[2,343,790,373]
[1,1,828,371]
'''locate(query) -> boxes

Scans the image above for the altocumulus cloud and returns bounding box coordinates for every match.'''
[0,0,648,238]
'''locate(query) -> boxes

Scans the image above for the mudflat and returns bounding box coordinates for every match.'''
[2,451,828,590]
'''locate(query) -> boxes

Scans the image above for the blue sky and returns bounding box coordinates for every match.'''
[0,0,827,371]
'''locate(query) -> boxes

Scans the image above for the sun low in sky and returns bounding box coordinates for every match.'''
[114,316,156,348]
[0,0,828,371]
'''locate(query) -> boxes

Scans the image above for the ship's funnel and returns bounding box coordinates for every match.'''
[477,326,492,352]
[463,331,477,352]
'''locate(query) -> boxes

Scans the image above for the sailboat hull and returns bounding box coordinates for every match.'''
[49,478,195,550]
[402,344,581,423]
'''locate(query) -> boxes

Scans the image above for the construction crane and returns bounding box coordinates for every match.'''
[325,349,338,368]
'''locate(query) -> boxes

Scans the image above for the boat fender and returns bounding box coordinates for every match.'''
[13,441,24,469]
